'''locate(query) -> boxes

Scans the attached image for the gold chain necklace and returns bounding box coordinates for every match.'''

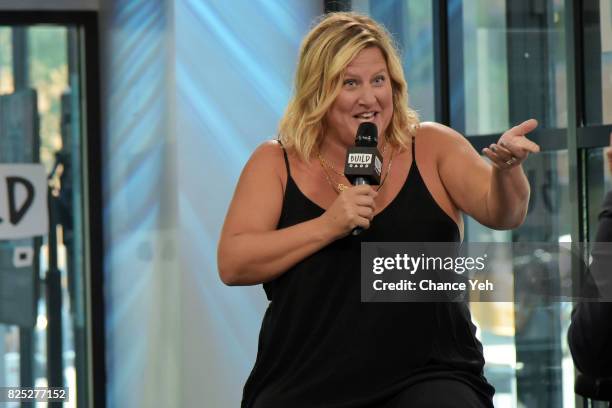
[317,145,394,194]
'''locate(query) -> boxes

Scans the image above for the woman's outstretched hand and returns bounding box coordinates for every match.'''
[482,119,541,170]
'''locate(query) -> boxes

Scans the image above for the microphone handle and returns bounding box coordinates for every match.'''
[352,177,369,236]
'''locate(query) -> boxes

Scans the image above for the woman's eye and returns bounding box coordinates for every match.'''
[344,79,357,87]
[373,76,386,85]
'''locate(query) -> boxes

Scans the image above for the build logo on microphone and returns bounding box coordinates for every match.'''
[348,153,372,168]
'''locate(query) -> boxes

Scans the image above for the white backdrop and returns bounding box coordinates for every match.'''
[101,1,323,406]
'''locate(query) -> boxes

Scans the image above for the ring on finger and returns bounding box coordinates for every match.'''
[505,156,518,166]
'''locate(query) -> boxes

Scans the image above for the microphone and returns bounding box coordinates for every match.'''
[344,122,382,236]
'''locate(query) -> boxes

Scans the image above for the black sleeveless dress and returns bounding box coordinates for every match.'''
[241,139,495,408]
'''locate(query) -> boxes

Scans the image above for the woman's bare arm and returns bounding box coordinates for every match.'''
[217,141,376,286]
[433,120,539,229]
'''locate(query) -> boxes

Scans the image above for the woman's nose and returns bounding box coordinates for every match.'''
[357,86,377,106]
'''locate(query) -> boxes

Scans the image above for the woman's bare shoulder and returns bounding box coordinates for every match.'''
[416,121,463,141]
[242,140,292,193]
[247,140,286,171]
[415,121,473,155]
[251,140,285,159]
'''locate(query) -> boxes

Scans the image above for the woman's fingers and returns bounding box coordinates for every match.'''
[357,205,374,220]
[355,193,376,205]
[482,147,502,165]
[489,144,516,161]
[485,118,542,170]
[352,191,376,220]
[349,184,378,198]
[500,137,539,154]
[497,141,529,164]
[354,216,371,230]
[501,119,541,153]
[483,145,522,169]
[323,184,381,237]
[509,118,539,138]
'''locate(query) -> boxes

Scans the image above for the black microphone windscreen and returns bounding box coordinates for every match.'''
[355,122,378,147]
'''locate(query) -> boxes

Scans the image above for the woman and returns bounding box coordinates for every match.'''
[218,12,539,408]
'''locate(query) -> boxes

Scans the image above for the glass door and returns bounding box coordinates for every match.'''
[0,21,95,408]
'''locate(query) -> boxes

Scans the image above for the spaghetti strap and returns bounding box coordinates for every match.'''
[277,139,291,178]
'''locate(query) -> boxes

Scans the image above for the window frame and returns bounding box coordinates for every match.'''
[324,0,611,406]
[0,10,104,408]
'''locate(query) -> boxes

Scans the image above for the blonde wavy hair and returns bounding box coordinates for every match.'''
[278,12,419,161]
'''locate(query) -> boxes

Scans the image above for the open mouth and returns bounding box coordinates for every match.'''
[353,111,378,121]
